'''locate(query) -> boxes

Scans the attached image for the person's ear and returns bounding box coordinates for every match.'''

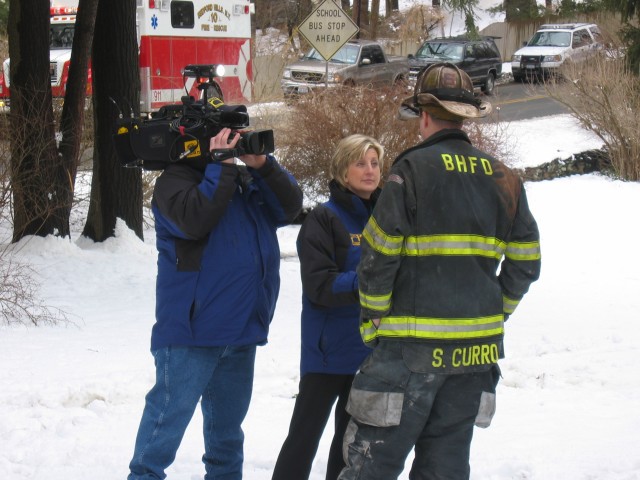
[420,111,429,129]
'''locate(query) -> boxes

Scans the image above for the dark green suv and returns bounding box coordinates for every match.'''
[408,36,503,95]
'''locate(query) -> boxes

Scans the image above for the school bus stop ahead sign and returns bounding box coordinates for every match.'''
[297,0,359,61]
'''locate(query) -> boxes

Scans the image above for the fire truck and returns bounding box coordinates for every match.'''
[0,0,255,113]
[0,1,87,108]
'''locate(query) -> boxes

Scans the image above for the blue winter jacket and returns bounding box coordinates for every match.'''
[150,155,302,350]
[297,180,379,376]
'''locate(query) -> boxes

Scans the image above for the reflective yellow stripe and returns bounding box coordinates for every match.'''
[404,234,507,259]
[364,226,539,262]
[361,315,504,343]
[362,217,404,256]
[359,291,392,312]
[503,295,520,314]
[505,241,541,261]
[361,322,378,342]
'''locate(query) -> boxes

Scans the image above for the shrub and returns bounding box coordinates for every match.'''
[272,85,418,203]
[269,85,510,204]
[0,114,67,326]
[0,74,78,326]
[0,255,67,326]
[545,51,640,181]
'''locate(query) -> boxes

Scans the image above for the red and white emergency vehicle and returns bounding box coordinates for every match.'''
[0,0,255,113]
[0,0,90,108]
[137,0,254,112]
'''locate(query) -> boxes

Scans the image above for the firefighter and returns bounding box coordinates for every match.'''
[338,63,542,480]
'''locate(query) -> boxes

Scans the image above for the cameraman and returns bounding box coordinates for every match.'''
[127,127,303,480]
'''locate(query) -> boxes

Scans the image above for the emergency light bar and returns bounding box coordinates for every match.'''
[50,6,78,15]
[233,4,251,15]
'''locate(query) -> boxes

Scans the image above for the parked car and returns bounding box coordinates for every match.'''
[281,40,409,98]
[511,23,604,81]
[407,36,502,95]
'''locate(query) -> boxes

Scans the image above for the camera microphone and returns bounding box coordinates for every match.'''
[209,110,249,128]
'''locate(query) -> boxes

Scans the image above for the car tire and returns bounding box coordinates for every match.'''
[482,72,496,95]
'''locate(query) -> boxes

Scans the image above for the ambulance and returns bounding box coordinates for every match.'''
[0,0,255,113]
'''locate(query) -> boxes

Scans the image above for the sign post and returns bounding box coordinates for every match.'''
[297,0,359,88]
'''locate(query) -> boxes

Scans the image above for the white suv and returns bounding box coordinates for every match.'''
[511,23,604,81]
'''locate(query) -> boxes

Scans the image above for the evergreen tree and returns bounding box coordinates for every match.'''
[443,0,480,35]
[504,0,540,21]
[605,0,640,73]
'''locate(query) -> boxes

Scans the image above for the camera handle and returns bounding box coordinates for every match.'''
[210,148,244,163]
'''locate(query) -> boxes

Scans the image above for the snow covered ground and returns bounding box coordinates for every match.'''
[3,1,640,478]
[2,106,640,480]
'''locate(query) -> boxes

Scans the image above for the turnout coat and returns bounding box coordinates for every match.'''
[357,129,541,371]
[150,156,302,351]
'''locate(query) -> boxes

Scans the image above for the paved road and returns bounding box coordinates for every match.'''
[486,80,569,122]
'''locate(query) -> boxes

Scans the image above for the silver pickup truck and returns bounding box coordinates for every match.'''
[281,40,409,98]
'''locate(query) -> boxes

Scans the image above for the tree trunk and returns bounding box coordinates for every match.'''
[432,0,445,36]
[56,0,99,238]
[8,0,59,242]
[362,0,370,31]
[82,0,143,241]
[385,0,399,17]
[353,0,361,37]
[371,0,380,39]
[545,0,553,13]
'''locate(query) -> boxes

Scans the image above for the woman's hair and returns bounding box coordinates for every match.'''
[330,134,384,188]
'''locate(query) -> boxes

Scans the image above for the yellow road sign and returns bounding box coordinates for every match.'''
[297,0,359,61]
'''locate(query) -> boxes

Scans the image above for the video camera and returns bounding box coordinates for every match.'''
[112,64,274,171]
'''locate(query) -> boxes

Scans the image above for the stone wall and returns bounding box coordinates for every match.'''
[518,148,612,182]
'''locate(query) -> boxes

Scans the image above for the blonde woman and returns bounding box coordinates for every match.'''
[272,134,384,480]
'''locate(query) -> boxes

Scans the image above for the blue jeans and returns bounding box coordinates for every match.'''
[128,344,257,480]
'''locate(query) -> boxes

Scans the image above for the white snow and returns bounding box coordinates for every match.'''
[2,2,639,478]
[2,106,639,480]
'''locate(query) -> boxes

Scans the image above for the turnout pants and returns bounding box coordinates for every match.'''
[338,339,500,480]
[272,373,354,480]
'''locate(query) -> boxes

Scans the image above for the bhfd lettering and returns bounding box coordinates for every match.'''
[441,153,493,175]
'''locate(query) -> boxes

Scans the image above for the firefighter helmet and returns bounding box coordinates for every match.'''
[399,63,491,121]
